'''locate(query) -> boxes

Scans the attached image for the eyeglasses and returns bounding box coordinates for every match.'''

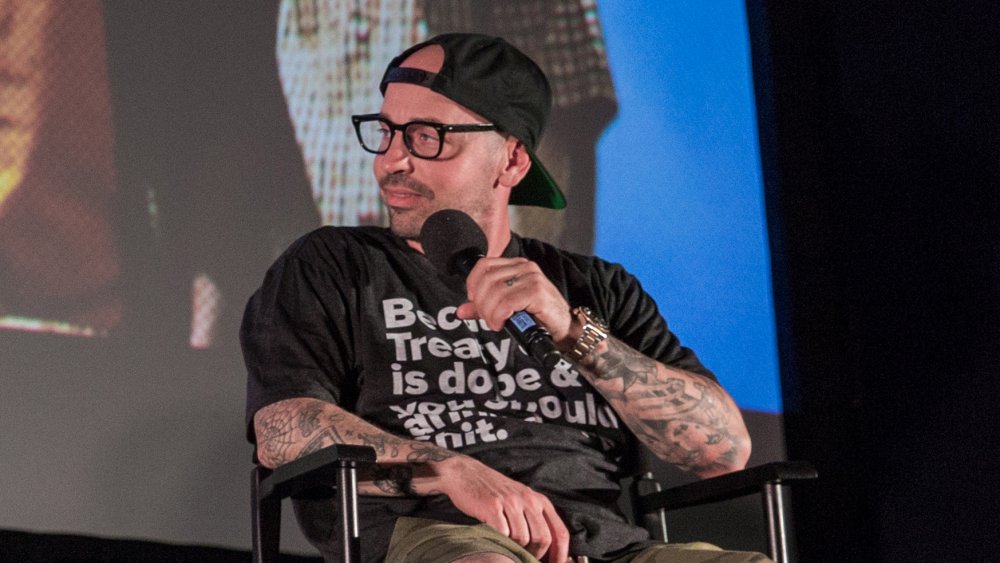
[351,114,498,159]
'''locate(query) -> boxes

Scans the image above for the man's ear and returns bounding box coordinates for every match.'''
[498,139,532,189]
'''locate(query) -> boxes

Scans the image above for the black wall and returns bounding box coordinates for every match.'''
[748,1,1000,560]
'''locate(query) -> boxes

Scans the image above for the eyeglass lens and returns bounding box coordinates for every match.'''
[357,119,442,158]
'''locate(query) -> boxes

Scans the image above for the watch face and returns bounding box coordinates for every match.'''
[578,307,607,331]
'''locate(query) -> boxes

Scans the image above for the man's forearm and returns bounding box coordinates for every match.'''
[575,337,751,477]
[253,397,456,496]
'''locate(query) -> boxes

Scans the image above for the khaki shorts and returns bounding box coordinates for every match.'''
[384,517,772,563]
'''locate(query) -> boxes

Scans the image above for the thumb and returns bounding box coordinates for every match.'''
[456,302,477,320]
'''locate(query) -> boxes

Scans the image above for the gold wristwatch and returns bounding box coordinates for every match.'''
[567,306,609,363]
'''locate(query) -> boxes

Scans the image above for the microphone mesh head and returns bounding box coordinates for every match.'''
[420,209,488,276]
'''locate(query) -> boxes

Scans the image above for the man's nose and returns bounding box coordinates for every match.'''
[378,131,413,174]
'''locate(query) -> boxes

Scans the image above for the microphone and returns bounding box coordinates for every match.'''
[420,209,562,368]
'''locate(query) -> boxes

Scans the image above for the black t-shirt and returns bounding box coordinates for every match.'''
[241,226,713,561]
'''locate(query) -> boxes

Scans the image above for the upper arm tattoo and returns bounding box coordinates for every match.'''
[255,401,300,466]
[255,399,350,466]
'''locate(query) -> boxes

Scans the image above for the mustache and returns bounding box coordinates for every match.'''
[379,174,435,200]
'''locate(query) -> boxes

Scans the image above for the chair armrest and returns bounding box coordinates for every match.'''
[258,444,377,501]
[636,461,817,513]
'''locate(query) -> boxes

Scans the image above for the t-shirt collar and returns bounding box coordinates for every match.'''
[501,232,523,258]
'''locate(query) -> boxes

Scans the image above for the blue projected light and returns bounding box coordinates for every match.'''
[595,2,781,413]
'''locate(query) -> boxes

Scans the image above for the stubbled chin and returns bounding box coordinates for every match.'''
[387,207,425,240]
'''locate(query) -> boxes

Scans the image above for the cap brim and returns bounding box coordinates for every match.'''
[510,150,566,209]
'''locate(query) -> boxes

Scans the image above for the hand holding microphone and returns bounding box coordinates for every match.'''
[420,209,572,368]
[420,209,582,562]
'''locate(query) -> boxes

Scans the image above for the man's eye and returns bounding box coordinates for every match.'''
[409,125,440,144]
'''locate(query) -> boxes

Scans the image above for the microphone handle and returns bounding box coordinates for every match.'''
[506,311,562,369]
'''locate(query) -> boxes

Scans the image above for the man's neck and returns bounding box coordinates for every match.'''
[484,228,513,258]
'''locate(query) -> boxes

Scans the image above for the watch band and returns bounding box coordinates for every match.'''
[567,306,609,363]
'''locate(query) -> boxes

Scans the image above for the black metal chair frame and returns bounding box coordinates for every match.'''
[252,446,816,563]
[629,461,817,563]
[252,445,376,563]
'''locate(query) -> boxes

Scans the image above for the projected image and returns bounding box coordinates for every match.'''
[0,2,321,347]
[0,0,121,336]
[596,3,781,414]
[0,0,779,413]
[275,0,616,254]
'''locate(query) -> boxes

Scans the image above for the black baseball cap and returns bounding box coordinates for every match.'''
[379,33,566,209]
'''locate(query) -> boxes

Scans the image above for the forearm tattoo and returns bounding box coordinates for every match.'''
[358,442,455,497]
[357,432,403,458]
[583,338,744,473]
[591,339,658,395]
[371,465,414,496]
[407,441,457,463]
[255,399,457,497]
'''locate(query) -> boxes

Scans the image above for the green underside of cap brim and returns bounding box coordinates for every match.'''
[510,151,567,209]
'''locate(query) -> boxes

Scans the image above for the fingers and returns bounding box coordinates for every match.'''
[480,508,511,539]
[455,301,478,321]
[465,258,537,331]
[459,257,571,338]
[500,492,568,562]
[504,505,533,554]
[438,457,569,562]
[458,259,535,331]
[541,503,571,563]
[464,257,531,303]
[471,492,546,557]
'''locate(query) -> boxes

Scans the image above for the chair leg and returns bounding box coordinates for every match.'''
[630,472,669,543]
[337,462,361,563]
[253,468,281,563]
[762,482,790,563]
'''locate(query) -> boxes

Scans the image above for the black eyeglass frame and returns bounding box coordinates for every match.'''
[351,113,498,159]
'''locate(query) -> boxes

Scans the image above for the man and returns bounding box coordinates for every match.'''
[276,0,616,252]
[242,34,763,563]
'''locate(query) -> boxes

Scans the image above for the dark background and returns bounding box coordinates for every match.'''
[748,1,999,560]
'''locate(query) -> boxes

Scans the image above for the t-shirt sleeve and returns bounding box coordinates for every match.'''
[596,262,717,382]
[240,250,355,443]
